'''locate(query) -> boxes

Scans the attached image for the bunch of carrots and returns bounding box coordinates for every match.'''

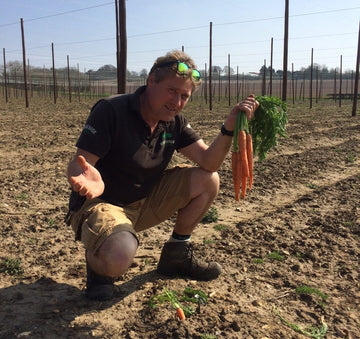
[231,95,288,201]
[232,110,253,201]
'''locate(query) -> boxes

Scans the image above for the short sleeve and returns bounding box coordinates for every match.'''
[176,114,201,150]
[76,100,114,158]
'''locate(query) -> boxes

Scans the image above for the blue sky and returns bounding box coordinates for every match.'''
[1,0,359,74]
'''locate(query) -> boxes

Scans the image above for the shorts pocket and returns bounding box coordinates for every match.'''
[80,204,116,252]
[80,220,100,252]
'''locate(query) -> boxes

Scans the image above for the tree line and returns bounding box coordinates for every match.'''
[0,60,355,82]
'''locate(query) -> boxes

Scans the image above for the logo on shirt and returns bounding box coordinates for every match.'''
[82,124,97,135]
[160,132,175,145]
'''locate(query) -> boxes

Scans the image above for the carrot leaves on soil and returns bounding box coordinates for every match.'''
[148,287,208,318]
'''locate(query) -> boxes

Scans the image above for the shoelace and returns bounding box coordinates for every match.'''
[185,243,201,269]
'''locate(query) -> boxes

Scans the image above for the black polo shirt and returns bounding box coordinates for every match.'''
[68,86,200,210]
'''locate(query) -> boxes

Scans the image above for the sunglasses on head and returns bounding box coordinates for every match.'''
[155,60,201,81]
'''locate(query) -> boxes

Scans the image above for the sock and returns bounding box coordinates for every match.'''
[169,231,191,242]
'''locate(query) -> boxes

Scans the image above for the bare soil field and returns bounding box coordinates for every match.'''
[0,96,359,339]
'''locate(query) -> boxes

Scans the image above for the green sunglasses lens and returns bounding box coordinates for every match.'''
[192,69,201,81]
[178,62,200,80]
[156,61,200,81]
[177,62,189,73]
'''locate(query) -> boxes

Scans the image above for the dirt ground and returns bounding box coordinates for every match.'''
[0,96,359,339]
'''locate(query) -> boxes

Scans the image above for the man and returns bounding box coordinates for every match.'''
[66,50,259,301]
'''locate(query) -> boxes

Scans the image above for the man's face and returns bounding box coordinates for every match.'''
[146,73,193,121]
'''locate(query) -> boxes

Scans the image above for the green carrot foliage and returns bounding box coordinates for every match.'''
[249,96,288,161]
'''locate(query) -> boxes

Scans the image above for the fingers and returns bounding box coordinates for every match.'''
[69,178,94,199]
[69,177,84,193]
[245,95,259,108]
[236,95,259,120]
[76,155,88,170]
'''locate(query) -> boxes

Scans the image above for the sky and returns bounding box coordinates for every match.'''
[1,0,359,74]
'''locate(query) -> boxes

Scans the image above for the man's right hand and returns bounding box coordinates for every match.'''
[68,155,105,200]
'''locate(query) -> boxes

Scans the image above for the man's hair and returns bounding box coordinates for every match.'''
[148,50,201,89]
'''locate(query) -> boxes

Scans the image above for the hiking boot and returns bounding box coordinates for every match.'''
[85,262,115,301]
[157,242,222,281]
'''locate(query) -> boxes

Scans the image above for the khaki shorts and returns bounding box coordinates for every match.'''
[67,166,193,253]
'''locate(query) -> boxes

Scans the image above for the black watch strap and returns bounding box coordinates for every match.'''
[221,123,234,136]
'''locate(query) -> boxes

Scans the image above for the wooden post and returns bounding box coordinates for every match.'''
[302,72,305,101]
[204,63,207,104]
[228,54,231,106]
[262,59,266,95]
[352,21,360,116]
[51,43,57,104]
[270,37,273,96]
[242,72,245,99]
[20,18,29,108]
[209,22,213,111]
[67,55,71,103]
[282,0,289,102]
[333,69,337,103]
[292,63,295,104]
[43,65,46,98]
[218,70,221,103]
[118,0,127,94]
[77,63,81,101]
[115,0,121,93]
[315,66,319,103]
[319,74,323,100]
[88,72,92,98]
[310,48,313,109]
[236,66,239,102]
[339,55,343,107]
[3,48,8,103]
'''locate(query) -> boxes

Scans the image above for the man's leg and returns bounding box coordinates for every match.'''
[155,168,222,280]
[85,231,138,301]
[87,230,138,278]
[173,168,219,236]
[69,200,140,301]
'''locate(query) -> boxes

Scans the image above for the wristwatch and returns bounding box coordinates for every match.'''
[221,123,234,137]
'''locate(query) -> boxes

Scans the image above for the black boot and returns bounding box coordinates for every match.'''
[157,242,222,281]
[85,262,115,301]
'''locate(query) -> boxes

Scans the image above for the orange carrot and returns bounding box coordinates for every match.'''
[241,169,247,199]
[238,130,249,178]
[238,130,249,199]
[232,152,241,201]
[246,133,253,189]
[176,307,186,320]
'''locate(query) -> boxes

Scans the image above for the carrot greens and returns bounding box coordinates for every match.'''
[250,95,288,161]
[148,287,208,319]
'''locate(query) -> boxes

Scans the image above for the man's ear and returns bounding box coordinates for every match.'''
[147,73,156,86]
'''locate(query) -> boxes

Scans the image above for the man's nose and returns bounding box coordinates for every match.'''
[171,93,182,107]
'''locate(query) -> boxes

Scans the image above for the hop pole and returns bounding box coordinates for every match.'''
[20,18,29,108]
[282,0,289,102]
[51,43,57,104]
[115,0,127,94]
[3,48,8,103]
[352,21,360,117]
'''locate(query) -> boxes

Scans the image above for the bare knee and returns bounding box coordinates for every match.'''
[88,231,138,277]
[209,171,220,193]
[190,168,219,199]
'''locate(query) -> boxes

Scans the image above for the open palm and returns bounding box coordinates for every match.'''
[69,155,105,200]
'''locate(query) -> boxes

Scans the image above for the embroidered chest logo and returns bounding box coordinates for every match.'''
[160,132,175,145]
